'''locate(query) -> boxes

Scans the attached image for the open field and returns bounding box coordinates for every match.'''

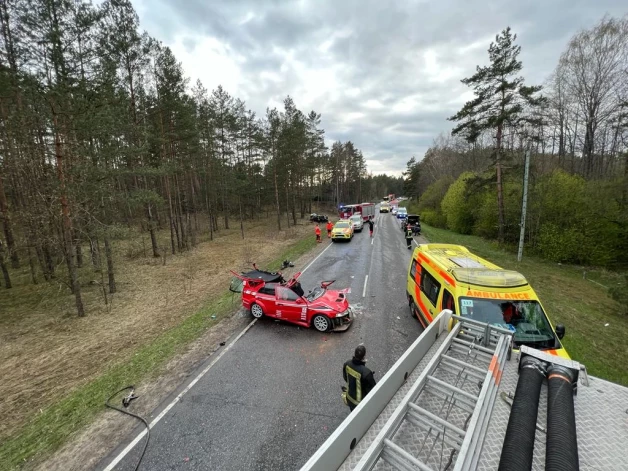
[421,223,628,386]
[0,215,321,469]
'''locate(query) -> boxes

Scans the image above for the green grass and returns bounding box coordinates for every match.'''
[421,223,628,386]
[0,234,317,471]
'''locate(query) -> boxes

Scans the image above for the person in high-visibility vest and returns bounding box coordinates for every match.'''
[315,224,322,243]
[326,221,333,238]
[342,345,376,412]
[405,225,413,250]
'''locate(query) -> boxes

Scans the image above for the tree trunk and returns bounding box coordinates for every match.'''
[53,115,85,317]
[274,162,281,231]
[90,235,101,271]
[75,232,83,268]
[0,167,19,269]
[496,124,505,244]
[146,202,160,257]
[174,174,187,249]
[104,235,116,294]
[285,184,291,227]
[239,197,245,239]
[0,240,11,288]
[28,246,37,285]
[206,193,214,241]
[165,176,177,254]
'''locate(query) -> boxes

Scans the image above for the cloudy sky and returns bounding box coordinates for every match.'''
[131,0,627,176]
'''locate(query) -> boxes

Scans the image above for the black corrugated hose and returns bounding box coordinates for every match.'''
[546,365,579,471]
[498,357,546,471]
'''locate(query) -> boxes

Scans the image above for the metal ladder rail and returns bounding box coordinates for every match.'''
[415,348,486,470]
[351,322,464,471]
[353,322,511,471]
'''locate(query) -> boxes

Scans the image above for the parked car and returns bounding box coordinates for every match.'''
[230,267,353,332]
[391,207,398,215]
[350,214,364,232]
[396,207,408,219]
[331,219,354,241]
[310,213,329,223]
[402,214,421,234]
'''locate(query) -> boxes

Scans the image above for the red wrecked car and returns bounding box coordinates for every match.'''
[230,264,353,332]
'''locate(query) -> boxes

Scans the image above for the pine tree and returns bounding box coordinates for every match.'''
[448,27,544,242]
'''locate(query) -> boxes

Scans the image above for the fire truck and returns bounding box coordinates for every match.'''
[300,310,626,471]
[339,203,376,221]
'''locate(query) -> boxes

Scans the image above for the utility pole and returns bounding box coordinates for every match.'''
[517,149,531,262]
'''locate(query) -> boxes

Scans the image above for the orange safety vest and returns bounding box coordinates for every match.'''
[315,226,321,235]
[326,222,333,231]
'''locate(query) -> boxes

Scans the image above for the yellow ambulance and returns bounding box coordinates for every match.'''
[406,243,569,358]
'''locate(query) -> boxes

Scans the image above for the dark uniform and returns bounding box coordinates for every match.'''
[368,219,374,237]
[405,226,413,249]
[343,357,376,411]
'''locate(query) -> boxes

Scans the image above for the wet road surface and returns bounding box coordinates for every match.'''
[99,211,427,471]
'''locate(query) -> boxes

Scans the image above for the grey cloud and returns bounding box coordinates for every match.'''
[136,0,628,174]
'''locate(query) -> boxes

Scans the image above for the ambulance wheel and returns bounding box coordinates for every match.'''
[250,303,264,319]
[312,314,331,332]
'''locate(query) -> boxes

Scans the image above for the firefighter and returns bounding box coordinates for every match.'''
[342,345,376,412]
[405,224,413,249]
[326,220,333,238]
[315,224,322,243]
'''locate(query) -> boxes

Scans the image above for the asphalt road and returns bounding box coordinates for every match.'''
[99,210,427,471]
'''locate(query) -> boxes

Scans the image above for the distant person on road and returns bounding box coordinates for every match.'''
[368,217,374,237]
[315,224,322,243]
[342,345,376,412]
[326,220,333,238]
[405,225,413,249]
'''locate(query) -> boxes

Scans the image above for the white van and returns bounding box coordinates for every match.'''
[350,214,364,232]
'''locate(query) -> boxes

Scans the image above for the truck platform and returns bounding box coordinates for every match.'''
[301,311,628,471]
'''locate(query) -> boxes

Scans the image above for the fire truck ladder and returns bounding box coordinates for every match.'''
[353,316,512,471]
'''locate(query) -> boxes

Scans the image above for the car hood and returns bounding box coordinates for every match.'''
[332,227,351,233]
[309,290,350,313]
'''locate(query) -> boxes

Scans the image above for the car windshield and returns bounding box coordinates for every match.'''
[398,209,407,214]
[458,297,558,349]
[350,216,361,222]
[306,287,325,301]
[335,222,350,228]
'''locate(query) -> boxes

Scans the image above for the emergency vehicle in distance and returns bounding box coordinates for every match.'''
[338,202,375,221]
[407,243,569,358]
[229,265,353,332]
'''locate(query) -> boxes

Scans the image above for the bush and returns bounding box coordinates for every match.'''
[473,191,499,239]
[421,209,448,228]
[418,176,454,212]
[537,223,588,264]
[441,172,477,234]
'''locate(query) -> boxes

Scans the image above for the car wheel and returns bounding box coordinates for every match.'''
[250,303,264,319]
[312,314,331,332]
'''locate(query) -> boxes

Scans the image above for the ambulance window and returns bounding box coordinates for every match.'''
[420,271,441,306]
[410,260,417,280]
[442,290,455,313]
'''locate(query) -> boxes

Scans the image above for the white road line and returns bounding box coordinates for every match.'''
[362,275,369,298]
[103,239,331,470]
[302,241,333,273]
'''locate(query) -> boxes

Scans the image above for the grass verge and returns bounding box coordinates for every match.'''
[421,223,628,386]
[0,234,318,470]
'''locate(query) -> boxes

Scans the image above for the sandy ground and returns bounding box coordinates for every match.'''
[0,217,316,451]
